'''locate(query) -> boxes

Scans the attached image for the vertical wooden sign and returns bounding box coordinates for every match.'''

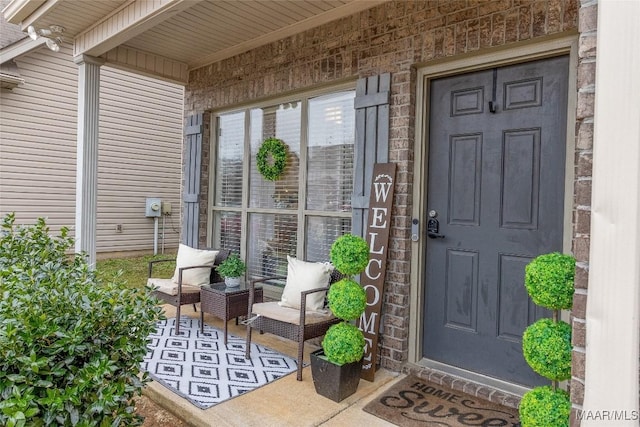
[358,163,396,381]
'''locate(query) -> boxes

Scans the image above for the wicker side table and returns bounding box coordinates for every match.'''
[199,282,263,344]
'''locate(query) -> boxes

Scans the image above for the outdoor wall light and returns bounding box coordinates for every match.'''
[26,25,65,52]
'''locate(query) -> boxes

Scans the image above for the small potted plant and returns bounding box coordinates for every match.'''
[311,234,369,402]
[216,252,246,287]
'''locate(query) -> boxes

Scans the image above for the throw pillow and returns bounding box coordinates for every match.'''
[172,244,219,287]
[279,256,333,312]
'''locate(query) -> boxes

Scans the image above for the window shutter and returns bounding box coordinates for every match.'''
[352,74,391,237]
[183,113,203,247]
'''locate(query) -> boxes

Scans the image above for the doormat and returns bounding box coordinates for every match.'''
[363,375,520,427]
[142,317,298,409]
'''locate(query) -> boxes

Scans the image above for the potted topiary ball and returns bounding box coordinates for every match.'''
[519,252,575,427]
[519,386,571,427]
[311,234,369,402]
[216,252,246,287]
[524,252,575,310]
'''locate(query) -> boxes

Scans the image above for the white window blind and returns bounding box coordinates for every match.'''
[307,91,355,212]
[215,112,244,207]
[305,216,351,263]
[247,213,298,279]
[249,104,301,210]
[212,89,355,291]
[212,211,241,254]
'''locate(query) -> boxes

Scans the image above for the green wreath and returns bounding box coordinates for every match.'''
[257,137,288,181]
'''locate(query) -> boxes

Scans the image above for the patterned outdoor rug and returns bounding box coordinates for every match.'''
[363,375,520,427]
[142,317,298,409]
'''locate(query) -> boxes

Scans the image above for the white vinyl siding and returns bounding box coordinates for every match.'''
[0,44,184,256]
[97,66,183,253]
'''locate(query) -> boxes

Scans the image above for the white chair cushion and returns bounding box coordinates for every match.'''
[278,256,333,312]
[252,302,334,326]
[148,278,201,295]
[171,244,219,287]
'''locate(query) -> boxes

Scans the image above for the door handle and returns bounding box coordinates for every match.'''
[427,216,445,239]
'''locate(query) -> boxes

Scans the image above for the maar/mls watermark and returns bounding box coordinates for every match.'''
[576,410,640,422]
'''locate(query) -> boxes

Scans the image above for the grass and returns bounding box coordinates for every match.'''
[96,253,177,288]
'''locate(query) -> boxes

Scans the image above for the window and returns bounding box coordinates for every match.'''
[211,89,355,294]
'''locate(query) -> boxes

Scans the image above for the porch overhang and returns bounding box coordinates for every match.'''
[3,0,387,83]
[1,0,387,266]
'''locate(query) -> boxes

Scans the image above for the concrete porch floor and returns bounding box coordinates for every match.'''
[146,304,401,427]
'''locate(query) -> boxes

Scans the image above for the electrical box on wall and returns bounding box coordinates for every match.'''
[145,198,162,217]
[161,201,172,215]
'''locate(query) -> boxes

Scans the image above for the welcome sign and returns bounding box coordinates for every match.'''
[358,163,396,381]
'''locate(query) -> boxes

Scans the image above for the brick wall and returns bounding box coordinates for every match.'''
[570,1,597,424]
[186,0,579,386]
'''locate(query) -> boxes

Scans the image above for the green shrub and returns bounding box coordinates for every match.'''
[524,252,575,310]
[322,322,366,365]
[519,386,571,427]
[0,213,164,426]
[327,279,367,321]
[522,319,572,381]
[329,234,370,276]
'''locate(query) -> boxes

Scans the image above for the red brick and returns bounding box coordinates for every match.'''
[579,33,597,59]
[564,0,579,30]
[576,91,595,119]
[479,15,492,48]
[438,0,467,15]
[574,264,589,290]
[446,7,478,25]
[574,179,592,207]
[572,236,590,263]
[575,151,592,178]
[478,0,511,16]
[574,207,591,235]
[577,61,596,89]
[505,10,519,43]
[547,0,563,32]
[532,1,547,37]
[572,292,587,318]
[571,376,585,402]
[571,408,583,427]
[578,3,597,33]
[491,12,506,45]
[518,5,533,40]
[576,120,594,150]
[571,318,586,347]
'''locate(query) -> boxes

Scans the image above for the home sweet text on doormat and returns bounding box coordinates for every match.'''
[363,376,520,427]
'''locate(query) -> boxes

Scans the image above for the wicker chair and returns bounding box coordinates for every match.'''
[244,270,343,381]
[148,249,229,335]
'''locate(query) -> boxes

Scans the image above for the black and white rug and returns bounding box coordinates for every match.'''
[142,317,298,409]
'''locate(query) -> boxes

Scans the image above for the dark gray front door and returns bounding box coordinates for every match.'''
[422,56,569,387]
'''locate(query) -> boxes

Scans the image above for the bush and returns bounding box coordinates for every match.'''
[519,386,571,427]
[322,322,366,365]
[0,213,164,426]
[327,279,367,321]
[522,319,572,381]
[524,252,575,310]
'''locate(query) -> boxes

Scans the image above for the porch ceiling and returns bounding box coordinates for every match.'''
[3,0,386,83]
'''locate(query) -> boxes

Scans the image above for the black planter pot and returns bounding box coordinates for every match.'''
[310,349,362,402]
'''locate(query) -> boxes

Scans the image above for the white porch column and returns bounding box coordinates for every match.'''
[74,54,104,268]
[582,0,640,425]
